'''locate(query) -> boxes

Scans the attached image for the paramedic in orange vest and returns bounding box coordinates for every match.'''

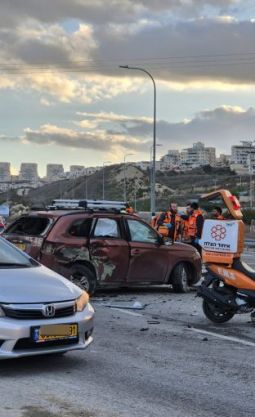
[212,206,224,220]
[125,203,134,214]
[150,212,158,228]
[183,202,204,254]
[181,206,190,241]
[156,203,182,241]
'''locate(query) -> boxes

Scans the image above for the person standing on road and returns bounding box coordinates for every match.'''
[150,212,158,228]
[125,203,134,214]
[182,202,204,254]
[156,202,182,241]
[212,206,224,220]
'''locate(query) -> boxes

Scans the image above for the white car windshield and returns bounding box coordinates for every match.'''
[0,238,33,267]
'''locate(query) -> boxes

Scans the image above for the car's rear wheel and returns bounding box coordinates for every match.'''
[69,264,97,295]
[171,262,190,293]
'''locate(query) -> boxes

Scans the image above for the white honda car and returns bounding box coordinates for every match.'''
[0,237,94,359]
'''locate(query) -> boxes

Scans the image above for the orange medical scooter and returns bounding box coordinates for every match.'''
[197,189,255,323]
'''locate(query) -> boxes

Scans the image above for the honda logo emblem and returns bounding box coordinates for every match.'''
[43,304,55,317]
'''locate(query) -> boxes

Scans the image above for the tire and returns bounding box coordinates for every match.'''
[202,299,235,324]
[69,264,97,295]
[171,262,190,293]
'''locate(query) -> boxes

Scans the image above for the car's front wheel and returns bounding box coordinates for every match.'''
[171,262,190,293]
[69,264,97,295]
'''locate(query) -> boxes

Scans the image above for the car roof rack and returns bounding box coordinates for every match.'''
[48,199,127,212]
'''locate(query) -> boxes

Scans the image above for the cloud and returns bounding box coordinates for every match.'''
[0,1,240,28]
[109,106,255,154]
[0,10,255,103]
[0,21,146,102]
[77,111,152,124]
[2,106,255,156]
[40,98,55,107]
[100,19,255,86]
[23,124,148,152]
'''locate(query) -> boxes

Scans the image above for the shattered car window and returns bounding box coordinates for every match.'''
[127,220,158,244]
[5,216,50,236]
[93,218,120,238]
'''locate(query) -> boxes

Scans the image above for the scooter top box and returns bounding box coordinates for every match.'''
[200,219,244,254]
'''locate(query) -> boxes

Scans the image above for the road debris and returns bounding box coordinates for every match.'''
[147,320,160,325]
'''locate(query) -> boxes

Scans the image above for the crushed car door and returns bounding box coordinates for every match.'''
[40,216,92,275]
[89,217,129,284]
[126,218,168,283]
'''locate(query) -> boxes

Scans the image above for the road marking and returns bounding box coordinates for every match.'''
[110,307,143,317]
[189,327,255,347]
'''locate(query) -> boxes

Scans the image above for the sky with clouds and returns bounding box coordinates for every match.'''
[1,0,255,175]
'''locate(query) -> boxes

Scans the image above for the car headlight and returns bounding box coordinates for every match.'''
[0,306,5,317]
[75,291,89,312]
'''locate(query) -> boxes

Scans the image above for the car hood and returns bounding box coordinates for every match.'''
[0,264,82,304]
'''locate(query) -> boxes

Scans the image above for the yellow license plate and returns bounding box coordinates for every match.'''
[14,242,26,251]
[33,324,78,343]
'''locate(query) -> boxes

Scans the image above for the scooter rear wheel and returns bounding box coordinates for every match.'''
[202,299,235,324]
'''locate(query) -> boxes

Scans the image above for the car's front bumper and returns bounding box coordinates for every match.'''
[0,303,94,359]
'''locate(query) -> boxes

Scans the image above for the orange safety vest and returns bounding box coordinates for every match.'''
[150,215,158,228]
[187,209,203,238]
[156,211,181,240]
[181,218,189,240]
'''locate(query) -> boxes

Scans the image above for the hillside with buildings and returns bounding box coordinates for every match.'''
[0,140,255,210]
[1,164,248,213]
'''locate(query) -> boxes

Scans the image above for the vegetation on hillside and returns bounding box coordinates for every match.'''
[0,165,252,213]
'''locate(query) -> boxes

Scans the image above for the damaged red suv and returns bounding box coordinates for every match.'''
[3,207,201,294]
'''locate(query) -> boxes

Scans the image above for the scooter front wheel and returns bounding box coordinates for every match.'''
[202,299,235,324]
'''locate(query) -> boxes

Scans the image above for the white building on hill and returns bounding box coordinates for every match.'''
[46,164,64,181]
[231,141,255,173]
[0,162,11,182]
[19,163,38,182]
[180,142,216,169]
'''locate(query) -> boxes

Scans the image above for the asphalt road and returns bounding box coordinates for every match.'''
[0,252,255,417]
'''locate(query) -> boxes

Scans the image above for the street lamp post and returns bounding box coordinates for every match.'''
[249,152,253,208]
[119,65,157,214]
[123,153,134,201]
[247,142,255,208]
[85,175,88,199]
[133,180,138,211]
[150,144,162,212]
